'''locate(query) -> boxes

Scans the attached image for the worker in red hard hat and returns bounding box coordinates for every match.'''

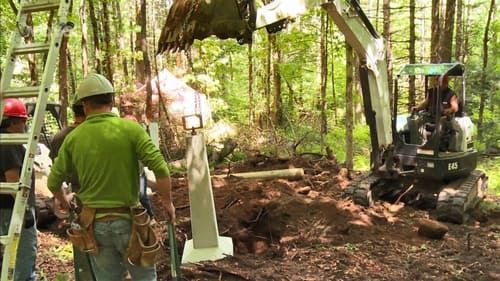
[0,98,38,281]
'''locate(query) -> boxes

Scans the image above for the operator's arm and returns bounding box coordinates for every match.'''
[413,97,429,111]
[4,168,20,182]
[47,139,75,211]
[442,94,459,116]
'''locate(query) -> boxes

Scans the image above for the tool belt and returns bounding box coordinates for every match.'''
[126,206,162,267]
[66,206,99,255]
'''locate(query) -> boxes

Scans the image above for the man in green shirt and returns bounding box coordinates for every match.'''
[47,73,175,280]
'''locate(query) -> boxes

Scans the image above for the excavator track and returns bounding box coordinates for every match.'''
[347,174,381,207]
[436,170,488,224]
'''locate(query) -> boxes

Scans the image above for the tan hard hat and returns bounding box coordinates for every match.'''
[76,73,114,101]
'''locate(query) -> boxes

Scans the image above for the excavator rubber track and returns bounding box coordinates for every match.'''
[346,174,381,207]
[436,170,488,224]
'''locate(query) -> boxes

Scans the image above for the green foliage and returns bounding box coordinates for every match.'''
[345,242,359,251]
[324,124,371,170]
[478,157,500,196]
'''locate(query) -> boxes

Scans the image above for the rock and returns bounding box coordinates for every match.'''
[417,218,449,239]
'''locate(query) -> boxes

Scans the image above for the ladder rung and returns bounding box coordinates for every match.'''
[0,236,9,245]
[12,43,50,55]
[0,182,20,194]
[0,133,30,145]
[2,86,41,98]
[21,0,61,13]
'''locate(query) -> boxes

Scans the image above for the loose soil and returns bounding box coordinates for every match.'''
[36,156,499,281]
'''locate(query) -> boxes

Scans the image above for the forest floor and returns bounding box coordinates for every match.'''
[35,156,499,281]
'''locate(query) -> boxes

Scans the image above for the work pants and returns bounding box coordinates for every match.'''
[91,219,157,281]
[0,206,37,281]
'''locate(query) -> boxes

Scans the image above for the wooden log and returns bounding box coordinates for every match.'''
[417,218,449,239]
[213,168,304,181]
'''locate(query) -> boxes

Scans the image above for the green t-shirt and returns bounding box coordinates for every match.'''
[48,112,169,208]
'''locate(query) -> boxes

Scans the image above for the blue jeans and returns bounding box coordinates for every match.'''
[139,172,154,219]
[0,207,37,281]
[91,219,157,281]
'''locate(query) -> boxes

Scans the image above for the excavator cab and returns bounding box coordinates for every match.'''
[392,63,477,181]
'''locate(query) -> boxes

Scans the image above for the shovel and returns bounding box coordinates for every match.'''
[168,221,182,280]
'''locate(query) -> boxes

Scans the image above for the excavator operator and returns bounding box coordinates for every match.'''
[412,75,461,151]
[412,75,459,117]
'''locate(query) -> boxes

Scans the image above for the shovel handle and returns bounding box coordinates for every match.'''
[168,222,181,280]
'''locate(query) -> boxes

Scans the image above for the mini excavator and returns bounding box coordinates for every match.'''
[157,0,488,223]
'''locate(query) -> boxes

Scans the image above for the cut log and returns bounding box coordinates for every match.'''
[213,168,304,181]
[417,218,449,239]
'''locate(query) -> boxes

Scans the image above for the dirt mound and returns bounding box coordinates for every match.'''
[36,156,500,281]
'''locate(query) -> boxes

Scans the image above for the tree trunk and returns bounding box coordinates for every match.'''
[79,0,89,75]
[345,43,354,170]
[114,0,128,77]
[25,14,38,86]
[59,35,69,127]
[430,0,441,62]
[330,39,337,125]
[439,0,456,62]
[102,0,113,82]
[409,0,416,110]
[271,34,282,127]
[383,0,393,110]
[478,0,495,140]
[320,11,328,152]
[138,0,153,121]
[454,0,464,61]
[248,42,255,126]
[88,0,102,73]
[264,33,272,129]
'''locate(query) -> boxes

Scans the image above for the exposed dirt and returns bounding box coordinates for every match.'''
[36,156,500,281]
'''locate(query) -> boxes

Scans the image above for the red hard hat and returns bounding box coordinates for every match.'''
[3,98,28,118]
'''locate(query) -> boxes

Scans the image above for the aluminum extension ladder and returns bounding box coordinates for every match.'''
[0,0,72,280]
